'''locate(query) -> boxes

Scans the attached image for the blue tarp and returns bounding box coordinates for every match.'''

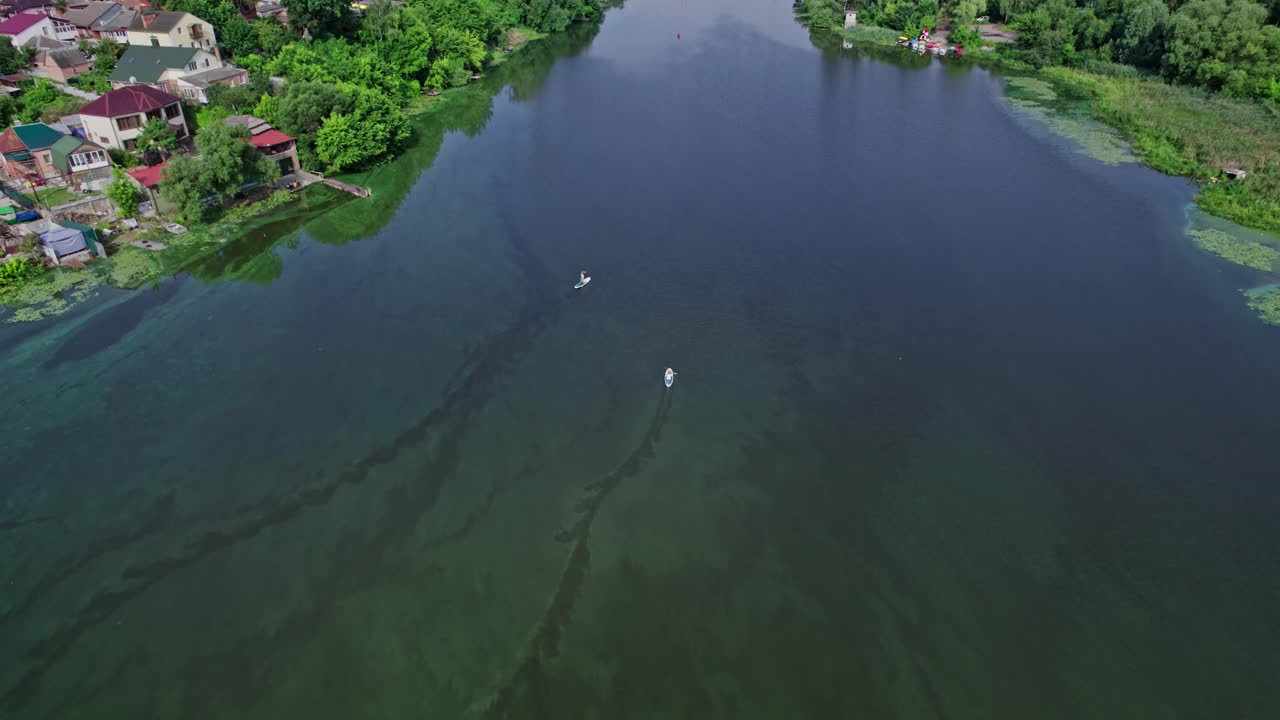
[39,226,88,259]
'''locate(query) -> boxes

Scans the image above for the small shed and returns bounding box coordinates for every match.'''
[39,225,90,265]
[38,221,103,265]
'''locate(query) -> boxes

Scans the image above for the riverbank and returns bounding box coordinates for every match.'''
[828,20,1280,236]
[818,17,1280,325]
[0,22,586,323]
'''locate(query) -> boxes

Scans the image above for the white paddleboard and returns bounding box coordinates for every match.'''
[574,276,591,289]
[664,368,674,388]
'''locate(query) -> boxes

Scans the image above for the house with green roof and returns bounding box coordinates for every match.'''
[0,122,112,193]
[108,45,246,104]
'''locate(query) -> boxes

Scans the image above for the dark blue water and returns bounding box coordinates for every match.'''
[3,1,1279,717]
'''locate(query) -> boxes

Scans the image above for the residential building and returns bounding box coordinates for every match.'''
[0,12,77,45]
[125,160,171,212]
[126,10,218,60]
[100,8,134,42]
[226,114,300,175]
[76,84,187,152]
[0,71,25,98]
[107,45,221,94]
[254,1,288,27]
[59,1,131,40]
[35,44,91,82]
[173,66,248,103]
[0,122,112,191]
[0,0,86,20]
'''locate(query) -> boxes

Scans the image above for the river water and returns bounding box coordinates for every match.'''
[3,1,1280,717]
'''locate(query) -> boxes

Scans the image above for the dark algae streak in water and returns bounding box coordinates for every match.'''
[483,391,674,718]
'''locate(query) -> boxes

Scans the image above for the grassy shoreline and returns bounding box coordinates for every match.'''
[1,26,569,323]
[829,21,1280,326]
[834,24,1280,236]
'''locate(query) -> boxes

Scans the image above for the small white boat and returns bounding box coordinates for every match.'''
[574,275,591,289]
[664,368,675,388]
[163,222,187,235]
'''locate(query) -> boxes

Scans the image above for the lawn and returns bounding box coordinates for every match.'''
[23,187,78,208]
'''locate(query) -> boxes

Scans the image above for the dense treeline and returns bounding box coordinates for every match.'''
[801,0,1280,100]
[158,0,601,173]
[1009,0,1280,100]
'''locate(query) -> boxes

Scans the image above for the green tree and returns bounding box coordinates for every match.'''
[17,79,73,123]
[254,15,291,55]
[89,37,125,63]
[158,157,211,220]
[0,37,22,74]
[252,93,280,126]
[106,167,139,218]
[197,123,280,196]
[160,124,280,220]
[431,25,488,71]
[314,111,362,170]
[276,81,354,161]
[1162,0,1271,88]
[360,2,433,78]
[136,118,179,154]
[418,0,503,43]
[284,0,349,37]
[1115,0,1170,68]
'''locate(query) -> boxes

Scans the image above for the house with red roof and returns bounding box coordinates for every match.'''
[125,160,172,212]
[76,84,188,152]
[226,114,299,175]
[0,12,76,45]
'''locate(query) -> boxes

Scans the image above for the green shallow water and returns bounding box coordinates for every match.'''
[3,1,1280,717]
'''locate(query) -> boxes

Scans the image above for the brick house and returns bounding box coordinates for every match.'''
[0,122,112,191]
[35,45,92,82]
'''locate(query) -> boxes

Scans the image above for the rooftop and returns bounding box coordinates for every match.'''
[127,10,191,34]
[250,128,294,148]
[226,115,269,134]
[24,35,69,50]
[108,45,200,84]
[60,1,117,27]
[0,12,49,36]
[49,134,103,173]
[177,66,243,89]
[77,84,180,117]
[44,47,91,69]
[12,122,66,150]
[126,161,167,187]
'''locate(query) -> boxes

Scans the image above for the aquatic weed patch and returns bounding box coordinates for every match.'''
[1247,289,1280,326]
[1006,96,1135,166]
[1045,67,1280,234]
[2,268,102,323]
[1190,228,1279,272]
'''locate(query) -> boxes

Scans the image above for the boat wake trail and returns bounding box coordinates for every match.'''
[481,390,675,718]
[0,288,580,713]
